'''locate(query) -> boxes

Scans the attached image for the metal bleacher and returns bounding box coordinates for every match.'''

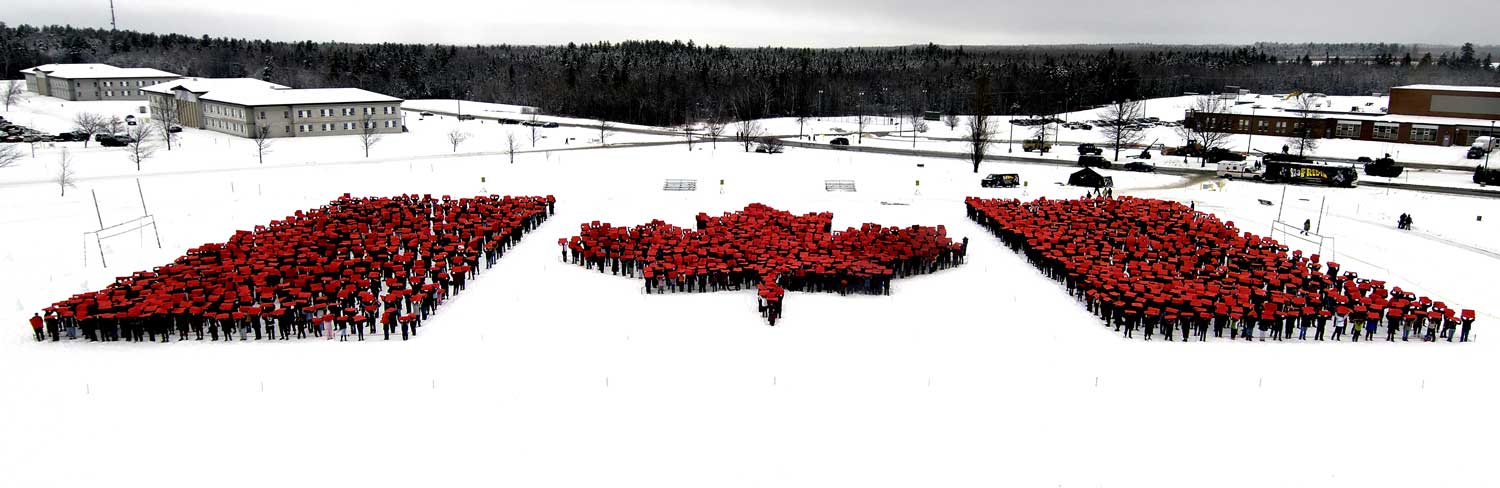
[824,179,857,192]
[663,179,698,191]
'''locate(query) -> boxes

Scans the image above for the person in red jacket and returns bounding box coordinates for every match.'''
[29,313,44,342]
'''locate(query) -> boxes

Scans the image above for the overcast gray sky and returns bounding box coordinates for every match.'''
[7,0,1492,47]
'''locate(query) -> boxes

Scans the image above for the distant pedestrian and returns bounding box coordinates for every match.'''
[1302,219,1311,236]
[29,313,44,342]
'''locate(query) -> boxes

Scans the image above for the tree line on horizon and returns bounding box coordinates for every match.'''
[2,23,1497,126]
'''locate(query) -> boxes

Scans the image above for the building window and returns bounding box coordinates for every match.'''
[1373,125,1399,141]
[284,111,290,119]
[1410,126,1437,143]
[1238,119,1250,130]
[259,111,266,120]
[1257,120,1270,131]
[1335,122,1361,138]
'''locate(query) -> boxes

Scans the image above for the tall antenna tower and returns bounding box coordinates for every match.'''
[110,0,118,30]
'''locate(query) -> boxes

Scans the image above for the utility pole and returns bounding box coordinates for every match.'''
[109,0,117,30]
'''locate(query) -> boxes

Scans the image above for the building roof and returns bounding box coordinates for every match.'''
[21,63,179,79]
[142,78,289,96]
[199,88,402,107]
[1198,93,1500,128]
[1393,84,1500,94]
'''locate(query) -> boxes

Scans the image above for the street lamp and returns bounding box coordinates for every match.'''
[1009,102,1019,153]
[817,90,824,120]
[1486,120,1494,170]
[1245,106,1258,156]
[858,92,865,144]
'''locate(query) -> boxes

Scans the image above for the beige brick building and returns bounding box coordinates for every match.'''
[21,63,181,101]
[144,78,290,131]
[196,88,404,138]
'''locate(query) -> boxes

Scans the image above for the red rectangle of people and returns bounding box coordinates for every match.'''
[561,204,968,326]
[966,196,1477,343]
[31,194,555,343]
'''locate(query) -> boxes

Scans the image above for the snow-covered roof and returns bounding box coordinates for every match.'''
[1207,93,1499,128]
[142,78,289,96]
[21,63,179,79]
[1393,84,1500,94]
[200,88,402,107]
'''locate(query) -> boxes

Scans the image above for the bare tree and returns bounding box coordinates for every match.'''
[966,76,995,173]
[597,119,612,146]
[447,128,469,152]
[105,116,125,138]
[795,114,808,139]
[735,119,764,152]
[154,110,179,151]
[1286,93,1321,157]
[1099,100,1146,161]
[0,143,21,168]
[909,114,927,147]
[705,111,727,149]
[1031,120,1053,154]
[73,112,107,148]
[56,148,76,197]
[125,123,158,171]
[1,80,20,112]
[758,136,784,155]
[1175,95,1232,167]
[250,125,274,164]
[965,116,993,173]
[359,113,382,157]
[528,113,541,147]
[855,112,868,144]
[505,131,519,164]
[943,113,960,130]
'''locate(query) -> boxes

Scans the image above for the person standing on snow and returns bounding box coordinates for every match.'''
[29,313,44,342]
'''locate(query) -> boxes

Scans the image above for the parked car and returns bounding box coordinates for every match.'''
[94,133,112,142]
[499,118,520,125]
[419,111,435,117]
[981,173,1020,188]
[1122,161,1156,173]
[542,122,560,128]
[1362,156,1405,178]
[1076,143,1103,156]
[829,137,850,146]
[99,135,128,147]
[1023,140,1052,153]
[456,114,476,121]
[1078,155,1111,169]
[166,125,183,133]
[1,134,22,143]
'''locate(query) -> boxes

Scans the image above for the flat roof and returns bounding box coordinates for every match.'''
[142,78,289,96]
[200,88,402,107]
[1198,93,1499,127]
[1393,84,1500,94]
[22,63,179,79]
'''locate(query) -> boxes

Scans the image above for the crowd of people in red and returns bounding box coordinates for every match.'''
[32,194,555,343]
[966,196,1478,342]
[561,204,967,325]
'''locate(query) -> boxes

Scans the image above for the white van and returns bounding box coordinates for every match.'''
[1473,136,1496,152]
[1217,160,1264,180]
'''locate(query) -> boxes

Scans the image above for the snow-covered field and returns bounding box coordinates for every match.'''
[2,91,1499,488]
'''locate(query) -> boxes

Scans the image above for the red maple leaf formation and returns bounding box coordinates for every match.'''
[965,196,1477,342]
[39,194,555,343]
[562,204,967,325]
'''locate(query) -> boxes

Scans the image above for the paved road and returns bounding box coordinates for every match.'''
[778,139,1500,199]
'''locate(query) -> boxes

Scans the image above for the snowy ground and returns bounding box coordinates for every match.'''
[2,93,1499,488]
